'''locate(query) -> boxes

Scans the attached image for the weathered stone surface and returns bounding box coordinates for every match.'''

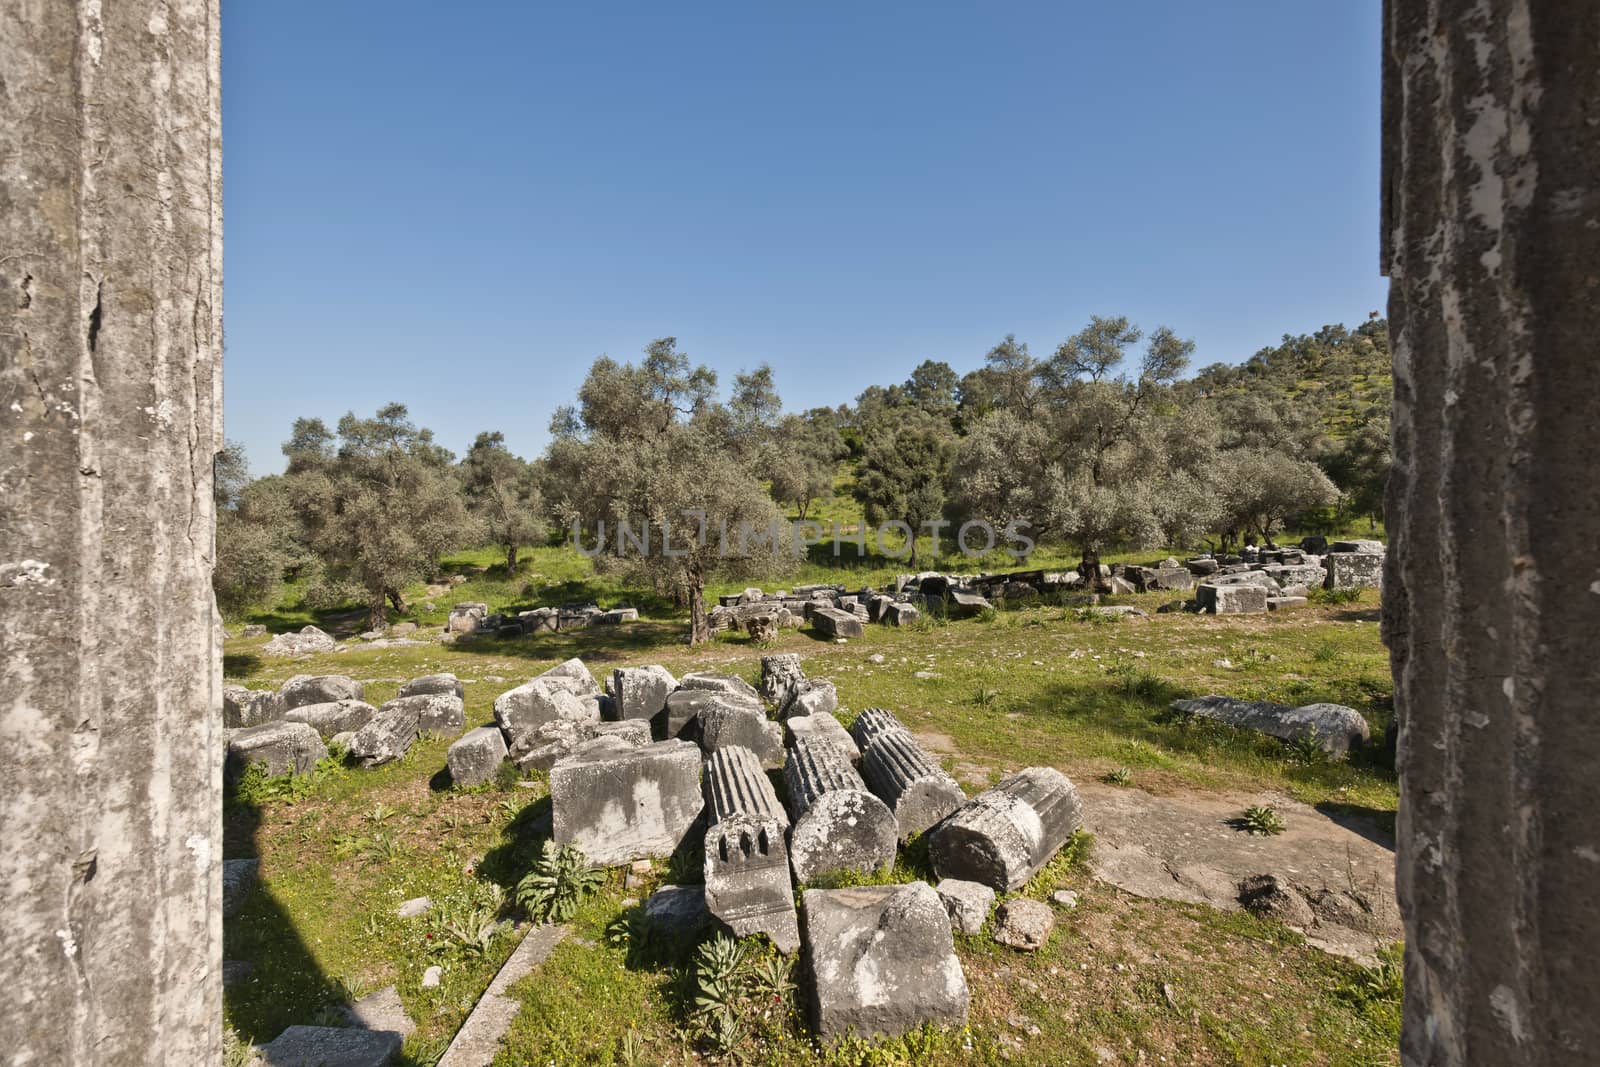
[551,739,704,865]
[1238,873,1315,927]
[784,711,860,759]
[697,703,785,767]
[494,677,597,744]
[610,665,678,721]
[643,883,710,937]
[1267,595,1309,611]
[659,688,765,741]
[380,693,466,737]
[1186,557,1221,576]
[224,685,287,729]
[594,720,652,746]
[543,657,601,697]
[935,878,995,936]
[1196,582,1269,614]
[226,722,329,781]
[783,739,897,882]
[240,624,269,639]
[342,984,416,1039]
[1127,566,1195,593]
[284,699,378,739]
[448,602,489,634]
[222,859,259,919]
[1331,539,1385,554]
[759,653,807,704]
[803,882,970,1039]
[1325,551,1384,590]
[930,767,1083,891]
[396,896,432,919]
[1169,696,1370,755]
[847,706,910,752]
[704,746,790,829]
[399,673,464,699]
[861,732,966,839]
[679,672,762,701]
[778,678,838,721]
[280,674,364,710]
[884,601,921,627]
[1263,564,1327,589]
[705,815,799,952]
[256,1025,402,1067]
[262,625,338,656]
[811,606,865,639]
[1204,570,1280,589]
[946,590,994,618]
[992,898,1054,951]
[347,703,421,767]
[448,726,510,787]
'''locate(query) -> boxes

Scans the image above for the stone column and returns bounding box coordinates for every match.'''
[1,1,223,1062]
[1381,2,1600,1063]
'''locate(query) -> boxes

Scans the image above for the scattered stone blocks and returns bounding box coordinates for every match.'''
[551,738,704,866]
[704,746,799,950]
[611,665,678,721]
[802,882,970,1039]
[848,706,912,752]
[399,672,464,699]
[226,721,328,781]
[1169,695,1371,755]
[784,711,860,760]
[494,676,597,744]
[935,878,995,936]
[930,767,1083,892]
[697,702,785,767]
[1197,582,1270,614]
[1325,551,1384,590]
[811,606,865,639]
[783,738,898,883]
[884,601,921,626]
[447,726,509,787]
[284,699,377,739]
[380,693,466,737]
[759,653,806,704]
[992,898,1055,951]
[279,674,363,710]
[223,685,286,728]
[255,1025,402,1067]
[778,678,838,720]
[860,731,966,840]
[347,702,421,767]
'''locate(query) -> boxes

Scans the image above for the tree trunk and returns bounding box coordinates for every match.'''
[1077,548,1106,594]
[1382,2,1600,1062]
[1,3,224,1060]
[505,543,519,574]
[687,566,710,645]
[386,586,406,616]
[369,594,389,632]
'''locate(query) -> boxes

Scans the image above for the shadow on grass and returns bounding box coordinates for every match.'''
[1030,670,1398,790]
[221,790,333,1046]
[447,621,690,665]
[224,651,263,677]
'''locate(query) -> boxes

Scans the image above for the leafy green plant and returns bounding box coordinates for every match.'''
[515,840,605,922]
[366,801,397,824]
[1237,805,1287,836]
[362,832,408,863]
[1103,766,1134,786]
[1311,585,1363,605]
[1286,733,1328,766]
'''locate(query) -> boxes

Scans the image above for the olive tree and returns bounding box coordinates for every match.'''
[462,431,546,573]
[287,404,475,629]
[543,339,791,644]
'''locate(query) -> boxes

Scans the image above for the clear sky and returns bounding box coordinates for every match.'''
[223,1,1386,473]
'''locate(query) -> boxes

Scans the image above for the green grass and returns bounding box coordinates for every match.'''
[223,550,1399,1064]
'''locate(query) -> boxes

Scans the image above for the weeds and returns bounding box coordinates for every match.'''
[1103,766,1134,786]
[1236,805,1287,836]
[516,840,605,923]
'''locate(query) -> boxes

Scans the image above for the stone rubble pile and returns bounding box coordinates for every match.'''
[1151,537,1387,616]
[224,672,469,779]
[447,600,638,639]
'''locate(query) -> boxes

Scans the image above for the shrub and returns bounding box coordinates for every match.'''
[1237,805,1286,836]
[516,840,605,923]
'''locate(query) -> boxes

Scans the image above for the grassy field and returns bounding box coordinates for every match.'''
[224,555,1400,1066]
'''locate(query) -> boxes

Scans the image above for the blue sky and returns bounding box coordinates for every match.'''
[224,1,1386,473]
